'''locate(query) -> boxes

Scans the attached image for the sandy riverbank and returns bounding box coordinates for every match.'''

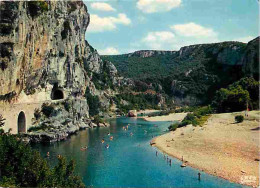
[137,109,161,115]
[152,111,260,187]
[144,112,187,122]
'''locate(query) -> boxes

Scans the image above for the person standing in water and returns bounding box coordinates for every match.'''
[198,172,201,181]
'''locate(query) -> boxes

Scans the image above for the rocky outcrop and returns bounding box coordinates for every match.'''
[128,50,177,58]
[0,1,126,140]
[242,37,259,78]
[0,1,90,99]
[0,1,125,106]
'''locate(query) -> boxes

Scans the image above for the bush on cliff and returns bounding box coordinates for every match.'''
[85,88,101,117]
[0,132,85,187]
[41,103,55,117]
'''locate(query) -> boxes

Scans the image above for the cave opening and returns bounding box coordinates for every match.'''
[18,111,26,133]
[51,89,64,100]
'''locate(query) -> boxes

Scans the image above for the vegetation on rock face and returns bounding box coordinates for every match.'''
[93,115,104,124]
[41,103,55,117]
[102,39,258,105]
[235,115,244,123]
[0,132,85,187]
[85,88,100,116]
[89,61,115,90]
[28,1,48,18]
[113,93,161,114]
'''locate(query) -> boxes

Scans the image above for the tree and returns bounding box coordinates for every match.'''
[0,133,85,187]
[213,84,250,112]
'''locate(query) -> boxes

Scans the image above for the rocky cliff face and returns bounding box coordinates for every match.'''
[1,1,88,99]
[242,37,259,78]
[0,1,125,107]
[0,1,130,139]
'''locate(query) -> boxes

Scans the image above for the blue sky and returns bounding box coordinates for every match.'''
[83,0,259,55]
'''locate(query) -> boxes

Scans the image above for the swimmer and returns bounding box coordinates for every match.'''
[110,136,113,140]
[46,152,50,157]
[130,132,133,136]
[107,132,110,136]
[101,139,105,144]
[80,146,88,151]
[106,144,109,149]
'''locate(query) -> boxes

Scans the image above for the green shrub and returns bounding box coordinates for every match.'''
[41,103,55,117]
[85,88,100,117]
[93,115,104,124]
[235,115,244,123]
[63,101,71,112]
[179,106,212,127]
[34,108,41,120]
[0,133,85,187]
[27,123,54,132]
[168,123,179,131]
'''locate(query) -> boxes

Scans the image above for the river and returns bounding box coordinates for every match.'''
[32,117,244,187]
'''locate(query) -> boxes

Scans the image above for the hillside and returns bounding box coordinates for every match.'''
[102,38,259,105]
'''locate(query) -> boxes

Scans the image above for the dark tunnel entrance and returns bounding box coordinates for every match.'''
[51,89,64,100]
[18,111,26,133]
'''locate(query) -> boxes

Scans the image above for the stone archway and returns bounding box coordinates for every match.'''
[51,89,64,100]
[18,111,26,133]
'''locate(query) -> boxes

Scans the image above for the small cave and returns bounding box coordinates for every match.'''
[51,87,64,100]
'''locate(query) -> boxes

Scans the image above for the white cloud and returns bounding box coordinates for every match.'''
[98,47,119,55]
[142,31,176,49]
[171,22,217,37]
[137,0,181,13]
[232,36,254,43]
[90,2,116,12]
[87,13,131,33]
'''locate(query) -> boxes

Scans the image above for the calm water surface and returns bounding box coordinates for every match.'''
[32,118,244,187]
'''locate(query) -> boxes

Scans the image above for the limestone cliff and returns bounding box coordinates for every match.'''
[0,1,124,107]
[0,1,128,139]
